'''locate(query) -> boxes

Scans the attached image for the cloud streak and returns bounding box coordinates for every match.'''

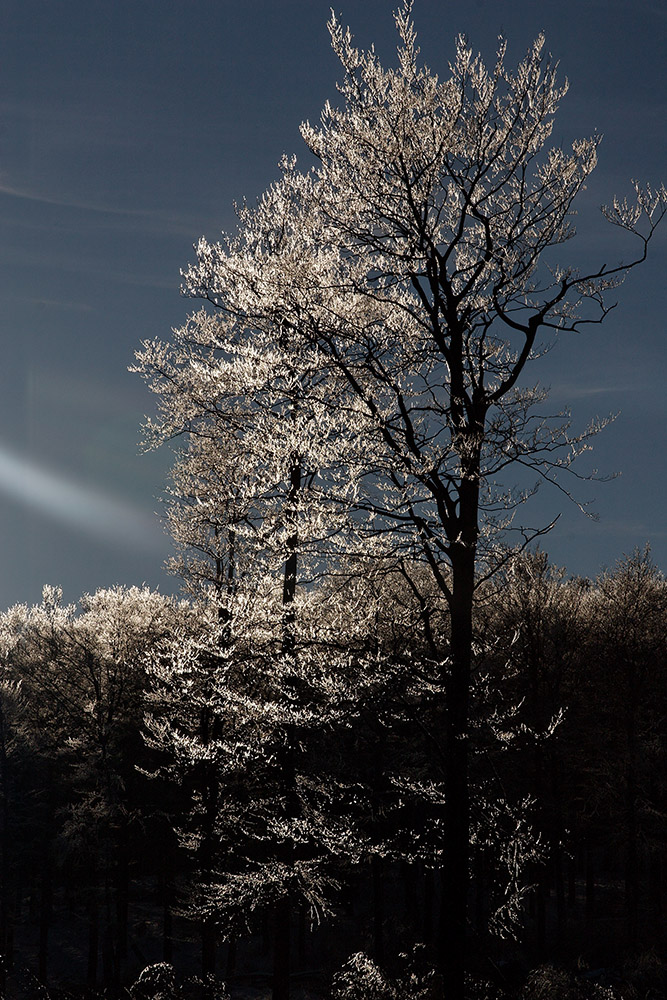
[0,444,167,554]
[548,382,639,400]
[0,179,202,237]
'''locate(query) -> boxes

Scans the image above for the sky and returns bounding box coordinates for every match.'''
[0,0,664,610]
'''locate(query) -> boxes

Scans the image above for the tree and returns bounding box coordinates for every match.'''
[574,549,667,952]
[0,665,30,989]
[136,310,372,997]
[480,551,588,953]
[0,584,181,986]
[142,4,665,995]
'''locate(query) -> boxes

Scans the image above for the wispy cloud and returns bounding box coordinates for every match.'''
[29,298,94,313]
[0,443,167,554]
[0,96,207,235]
[0,178,203,237]
[0,178,139,215]
[548,382,638,400]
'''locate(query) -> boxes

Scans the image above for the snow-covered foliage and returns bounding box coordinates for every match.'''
[131,3,665,993]
[158,4,666,582]
[130,961,230,1000]
[331,947,439,1000]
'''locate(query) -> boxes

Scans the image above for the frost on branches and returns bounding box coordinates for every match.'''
[134,2,665,995]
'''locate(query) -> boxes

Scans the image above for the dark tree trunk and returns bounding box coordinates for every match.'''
[535,880,547,957]
[532,746,546,957]
[271,454,301,1000]
[439,540,474,999]
[115,823,130,979]
[585,844,595,918]
[555,850,566,941]
[202,920,216,975]
[403,860,418,934]
[163,903,173,964]
[102,921,116,986]
[372,854,385,964]
[226,934,237,979]
[649,854,662,935]
[423,865,434,946]
[567,851,577,909]
[273,895,291,1000]
[625,711,639,950]
[261,910,271,955]
[87,895,99,987]
[38,848,52,982]
[552,773,566,943]
[162,841,174,963]
[199,705,219,976]
[298,906,306,966]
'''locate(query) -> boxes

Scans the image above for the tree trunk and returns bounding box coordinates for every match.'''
[162,841,174,963]
[439,541,474,999]
[271,453,300,1000]
[273,895,291,1000]
[649,854,662,936]
[535,880,547,958]
[625,711,639,950]
[199,705,219,976]
[552,773,566,943]
[423,865,434,946]
[298,906,306,967]
[372,855,385,964]
[202,920,216,975]
[585,844,595,918]
[532,744,546,957]
[102,920,116,986]
[567,851,576,909]
[87,895,99,987]
[403,859,418,935]
[163,903,173,964]
[226,934,237,979]
[114,823,130,980]
[38,848,52,983]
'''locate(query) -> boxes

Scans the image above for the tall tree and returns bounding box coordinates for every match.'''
[144,4,665,995]
[136,308,369,996]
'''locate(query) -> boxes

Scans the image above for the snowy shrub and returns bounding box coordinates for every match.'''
[331,953,397,1000]
[331,946,438,1000]
[130,963,229,1000]
[521,964,628,1000]
[182,973,230,1000]
[130,963,178,1000]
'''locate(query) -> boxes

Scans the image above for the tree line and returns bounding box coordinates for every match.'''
[0,547,664,997]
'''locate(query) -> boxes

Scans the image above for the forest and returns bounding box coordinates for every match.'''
[0,548,665,1000]
[1,2,666,998]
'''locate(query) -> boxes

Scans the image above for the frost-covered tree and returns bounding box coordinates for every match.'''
[138,3,665,994]
[141,574,399,995]
[574,550,667,950]
[0,585,181,986]
[476,552,589,949]
[135,307,377,996]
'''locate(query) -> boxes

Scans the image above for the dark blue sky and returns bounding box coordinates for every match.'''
[0,0,665,609]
